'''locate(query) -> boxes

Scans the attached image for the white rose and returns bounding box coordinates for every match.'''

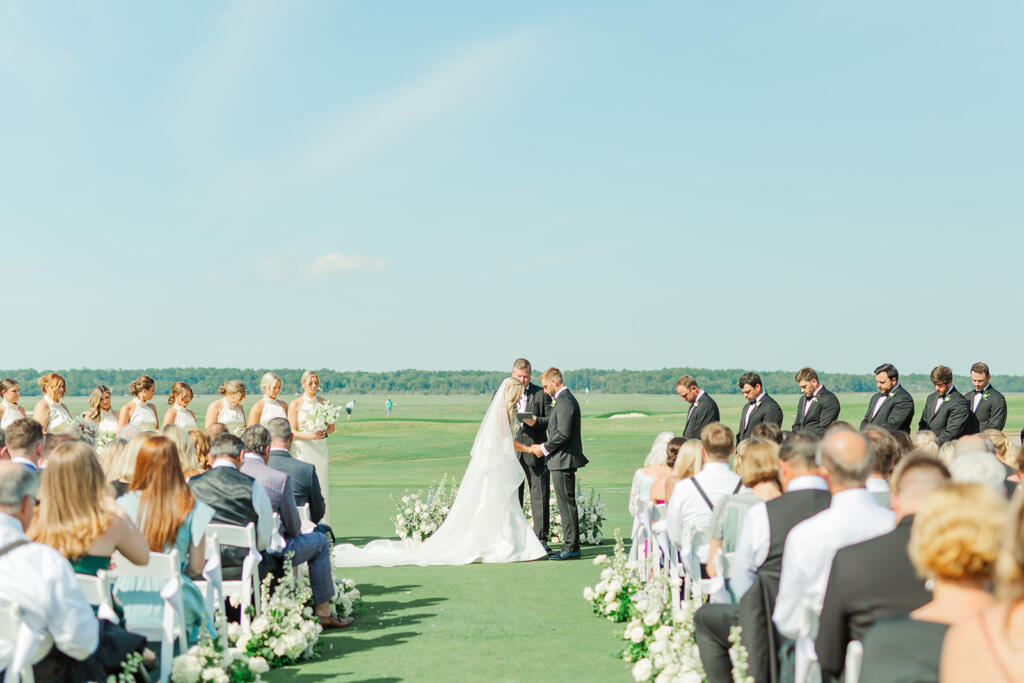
[583,587,595,601]
[250,616,269,635]
[605,601,619,614]
[648,640,666,655]
[630,627,645,643]
[593,554,608,565]
[643,609,661,627]
[653,625,672,642]
[632,658,653,681]
[402,495,410,504]
[608,579,623,594]
[413,532,422,542]
[600,567,613,580]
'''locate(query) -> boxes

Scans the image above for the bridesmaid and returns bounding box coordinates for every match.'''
[118,375,159,433]
[33,372,75,434]
[0,378,27,429]
[249,372,289,426]
[289,370,334,524]
[206,380,246,436]
[82,385,120,448]
[164,382,198,429]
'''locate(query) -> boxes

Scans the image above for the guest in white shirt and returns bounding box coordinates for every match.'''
[773,428,895,641]
[0,462,99,675]
[4,418,44,472]
[666,422,744,567]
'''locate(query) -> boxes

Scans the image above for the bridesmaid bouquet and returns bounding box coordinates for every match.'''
[300,400,342,433]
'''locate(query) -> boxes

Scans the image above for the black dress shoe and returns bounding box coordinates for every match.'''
[541,543,551,553]
[549,549,581,561]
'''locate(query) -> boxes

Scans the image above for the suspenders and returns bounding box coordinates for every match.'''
[690,478,743,511]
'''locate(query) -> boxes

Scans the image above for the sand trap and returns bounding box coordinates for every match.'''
[608,412,647,419]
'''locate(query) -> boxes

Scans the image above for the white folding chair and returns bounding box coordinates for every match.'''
[844,640,863,683]
[75,570,119,624]
[200,523,261,630]
[794,599,821,683]
[0,602,52,683]
[191,532,223,636]
[297,503,315,533]
[108,549,186,683]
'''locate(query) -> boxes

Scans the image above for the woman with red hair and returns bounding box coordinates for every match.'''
[113,435,215,643]
[32,372,75,434]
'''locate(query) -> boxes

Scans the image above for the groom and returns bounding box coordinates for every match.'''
[526,367,588,561]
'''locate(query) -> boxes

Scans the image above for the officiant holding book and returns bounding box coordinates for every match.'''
[510,358,552,549]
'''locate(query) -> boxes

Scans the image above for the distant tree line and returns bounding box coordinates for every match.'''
[1,366,1019,397]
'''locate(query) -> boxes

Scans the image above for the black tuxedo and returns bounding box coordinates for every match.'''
[514,382,552,541]
[918,386,976,444]
[816,516,930,680]
[964,384,1008,432]
[683,391,720,440]
[268,448,326,525]
[736,393,784,443]
[791,386,841,438]
[860,384,915,434]
[539,388,588,552]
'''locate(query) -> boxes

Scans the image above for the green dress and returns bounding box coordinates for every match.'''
[113,491,216,645]
[72,554,111,576]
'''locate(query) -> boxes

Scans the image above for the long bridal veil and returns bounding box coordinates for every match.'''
[332,378,547,567]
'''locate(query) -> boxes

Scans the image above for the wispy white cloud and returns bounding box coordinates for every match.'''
[309,252,387,276]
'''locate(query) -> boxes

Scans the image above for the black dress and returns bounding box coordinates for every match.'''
[859,616,948,683]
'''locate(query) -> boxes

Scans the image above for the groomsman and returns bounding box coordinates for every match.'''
[676,375,720,440]
[964,362,1007,432]
[527,367,588,560]
[860,363,915,434]
[736,372,783,443]
[510,358,552,547]
[791,367,841,438]
[918,365,976,445]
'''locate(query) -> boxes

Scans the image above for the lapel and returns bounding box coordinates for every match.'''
[929,392,946,422]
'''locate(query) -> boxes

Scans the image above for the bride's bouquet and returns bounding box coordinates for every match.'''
[392,474,458,542]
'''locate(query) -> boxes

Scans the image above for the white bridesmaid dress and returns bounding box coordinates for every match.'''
[293,394,332,525]
[258,397,288,425]
[44,395,75,434]
[128,397,158,432]
[0,400,24,429]
[218,402,246,436]
[173,407,198,429]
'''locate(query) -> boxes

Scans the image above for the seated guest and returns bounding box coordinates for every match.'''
[97,438,131,497]
[205,422,227,440]
[860,482,1005,682]
[266,418,326,527]
[949,450,1009,497]
[751,421,783,445]
[862,425,900,507]
[773,429,895,644]
[160,423,201,479]
[816,454,950,680]
[629,432,675,555]
[707,438,781,578]
[187,433,272,571]
[189,429,212,472]
[984,429,1013,472]
[666,422,744,570]
[656,438,701,502]
[911,430,940,458]
[240,425,350,629]
[116,435,214,644]
[5,418,44,471]
[0,461,101,681]
[941,486,1024,681]
[695,433,829,683]
[891,429,914,466]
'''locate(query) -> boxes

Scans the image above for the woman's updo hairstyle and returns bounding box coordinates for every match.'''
[218,380,246,397]
[38,372,65,394]
[0,378,18,395]
[260,372,282,394]
[129,375,155,397]
[168,381,193,406]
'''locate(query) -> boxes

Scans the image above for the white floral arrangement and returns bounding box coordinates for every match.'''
[524,481,606,545]
[228,555,322,667]
[392,474,458,542]
[583,533,641,622]
[300,398,342,433]
[171,612,268,683]
[728,625,754,683]
[328,577,362,618]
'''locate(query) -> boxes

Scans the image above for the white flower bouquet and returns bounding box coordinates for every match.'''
[300,399,342,433]
[392,474,458,542]
[327,577,362,618]
[583,533,642,622]
[524,481,606,545]
[230,555,322,667]
[171,612,267,682]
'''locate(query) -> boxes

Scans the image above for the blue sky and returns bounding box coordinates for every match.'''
[2,1,1021,375]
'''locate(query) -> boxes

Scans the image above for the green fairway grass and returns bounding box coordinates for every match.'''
[44,391,1024,680]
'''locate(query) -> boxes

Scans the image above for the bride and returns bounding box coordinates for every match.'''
[332,377,547,566]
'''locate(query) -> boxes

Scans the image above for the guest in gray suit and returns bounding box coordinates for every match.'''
[525,368,588,561]
[240,425,350,629]
[265,418,327,527]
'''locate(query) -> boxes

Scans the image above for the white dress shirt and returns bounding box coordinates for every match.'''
[729,475,829,600]
[211,459,274,549]
[973,385,987,412]
[804,385,823,416]
[666,461,745,562]
[0,513,98,669]
[743,392,767,429]
[772,488,895,640]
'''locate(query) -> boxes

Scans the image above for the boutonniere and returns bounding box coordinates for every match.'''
[754,400,762,409]
[809,396,817,405]
[551,398,558,409]
[942,394,950,403]
[983,390,990,401]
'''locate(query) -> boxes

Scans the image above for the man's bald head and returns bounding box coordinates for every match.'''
[816,429,873,490]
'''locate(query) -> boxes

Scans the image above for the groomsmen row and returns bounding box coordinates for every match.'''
[675,362,1008,445]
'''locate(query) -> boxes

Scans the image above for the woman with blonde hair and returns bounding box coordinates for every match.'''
[117,375,159,433]
[164,382,197,429]
[0,378,26,429]
[206,379,246,435]
[32,372,75,434]
[160,423,202,479]
[80,385,120,448]
[658,439,704,502]
[98,438,131,496]
[630,431,676,515]
[250,372,289,426]
[861,482,1006,682]
[289,370,335,524]
[189,429,212,471]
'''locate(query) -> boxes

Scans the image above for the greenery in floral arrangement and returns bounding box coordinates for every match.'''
[728,625,753,683]
[171,611,268,683]
[582,532,640,622]
[228,555,322,668]
[107,651,144,683]
[524,481,606,545]
[392,473,458,542]
[327,576,362,618]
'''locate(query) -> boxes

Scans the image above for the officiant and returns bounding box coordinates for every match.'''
[511,358,552,549]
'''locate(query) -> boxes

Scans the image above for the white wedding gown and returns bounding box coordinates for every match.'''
[332,378,547,567]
